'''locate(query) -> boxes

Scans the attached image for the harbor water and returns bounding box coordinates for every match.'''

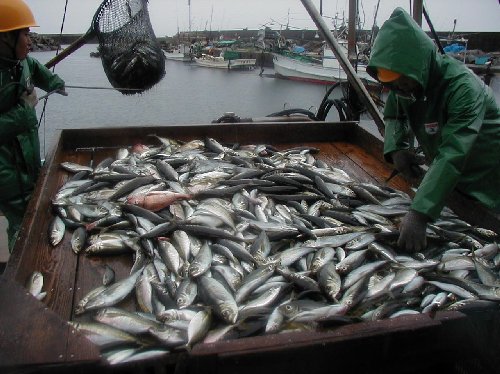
[32,44,500,156]
[32,44,341,157]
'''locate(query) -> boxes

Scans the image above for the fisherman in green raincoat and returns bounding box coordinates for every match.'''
[0,0,67,252]
[367,8,500,253]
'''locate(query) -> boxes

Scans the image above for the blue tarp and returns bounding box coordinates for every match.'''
[292,46,305,53]
[443,43,466,54]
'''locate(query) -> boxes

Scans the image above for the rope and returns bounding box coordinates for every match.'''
[65,85,144,92]
[38,0,70,159]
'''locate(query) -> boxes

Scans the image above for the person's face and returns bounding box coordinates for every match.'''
[15,28,31,60]
[384,75,421,99]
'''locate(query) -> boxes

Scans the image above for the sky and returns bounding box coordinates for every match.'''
[25,0,500,37]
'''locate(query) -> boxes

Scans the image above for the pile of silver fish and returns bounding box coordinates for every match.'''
[47,136,499,365]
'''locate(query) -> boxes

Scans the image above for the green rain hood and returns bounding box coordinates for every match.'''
[367,7,500,220]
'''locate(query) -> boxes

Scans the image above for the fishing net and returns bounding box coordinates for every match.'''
[94,0,165,94]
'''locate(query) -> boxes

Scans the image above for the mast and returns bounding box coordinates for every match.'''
[369,0,380,49]
[188,0,192,35]
[347,0,357,62]
[412,0,423,26]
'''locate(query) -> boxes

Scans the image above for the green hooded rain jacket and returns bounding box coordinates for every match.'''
[367,8,500,220]
[0,56,65,201]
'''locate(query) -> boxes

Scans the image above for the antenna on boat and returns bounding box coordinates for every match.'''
[450,19,457,40]
[188,0,192,34]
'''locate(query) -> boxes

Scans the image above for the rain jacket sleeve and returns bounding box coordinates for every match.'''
[28,57,65,93]
[0,57,64,144]
[382,92,410,161]
[411,81,486,219]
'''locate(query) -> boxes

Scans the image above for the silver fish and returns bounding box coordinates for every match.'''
[48,215,65,246]
[198,275,239,324]
[26,271,44,297]
[75,270,142,315]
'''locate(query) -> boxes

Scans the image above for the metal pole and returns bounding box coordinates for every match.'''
[300,0,385,136]
[423,6,445,54]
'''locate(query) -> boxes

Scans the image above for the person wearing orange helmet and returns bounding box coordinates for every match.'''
[0,0,67,252]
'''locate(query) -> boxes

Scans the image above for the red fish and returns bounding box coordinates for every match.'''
[127,191,193,211]
[131,143,150,154]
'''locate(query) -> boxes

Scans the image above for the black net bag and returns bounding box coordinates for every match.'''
[94,0,166,94]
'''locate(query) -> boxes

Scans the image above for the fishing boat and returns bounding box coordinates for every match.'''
[193,54,256,70]
[273,43,378,87]
[163,44,192,62]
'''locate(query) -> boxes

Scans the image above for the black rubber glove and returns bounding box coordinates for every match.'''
[397,209,430,253]
[390,150,425,180]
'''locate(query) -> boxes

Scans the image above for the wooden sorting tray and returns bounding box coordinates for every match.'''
[1,121,498,373]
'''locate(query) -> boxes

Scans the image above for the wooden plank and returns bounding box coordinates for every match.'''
[0,277,100,369]
[334,141,414,196]
[4,141,84,321]
[188,313,461,374]
[191,313,444,356]
[320,142,380,183]
[59,122,357,150]
[72,254,136,321]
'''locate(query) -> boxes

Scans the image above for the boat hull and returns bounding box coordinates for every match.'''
[163,45,192,62]
[194,56,257,70]
[272,52,377,86]
[164,52,192,62]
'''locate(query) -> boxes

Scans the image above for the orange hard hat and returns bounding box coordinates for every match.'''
[0,0,38,33]
[377,67,401,83]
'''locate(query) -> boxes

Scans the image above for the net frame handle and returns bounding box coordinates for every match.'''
[45,30,95,69]
[44,0,109,69]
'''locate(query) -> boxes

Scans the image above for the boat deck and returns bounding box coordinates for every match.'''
[1,121,498,373]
